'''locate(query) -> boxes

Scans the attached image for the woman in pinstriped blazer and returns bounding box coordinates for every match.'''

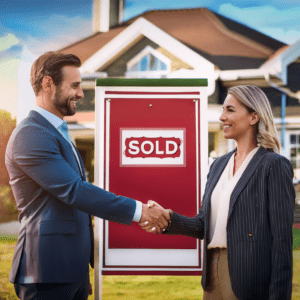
[142,86,295,300]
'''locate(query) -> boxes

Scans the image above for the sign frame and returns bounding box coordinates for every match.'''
[94,78,208,298]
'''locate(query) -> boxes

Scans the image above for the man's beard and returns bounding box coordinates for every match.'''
[53,86,76,117]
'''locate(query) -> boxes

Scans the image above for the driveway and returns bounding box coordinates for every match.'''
[0,221,20,235]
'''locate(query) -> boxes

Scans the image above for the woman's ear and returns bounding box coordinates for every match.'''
[250,112,259,126]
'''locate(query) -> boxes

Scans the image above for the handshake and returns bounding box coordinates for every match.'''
[138,200,171,234]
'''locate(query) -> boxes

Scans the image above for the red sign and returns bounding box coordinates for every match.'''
[108,98,198,250]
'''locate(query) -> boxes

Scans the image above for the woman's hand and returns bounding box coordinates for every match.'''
[147,200,164,209]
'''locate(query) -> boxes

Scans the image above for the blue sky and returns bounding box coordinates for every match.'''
[1,0,300,118]
[1,0,300,57]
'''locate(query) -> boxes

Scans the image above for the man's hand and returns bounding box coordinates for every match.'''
[139,201,170,234]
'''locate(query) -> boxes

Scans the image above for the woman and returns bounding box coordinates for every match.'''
[141,85,295,300]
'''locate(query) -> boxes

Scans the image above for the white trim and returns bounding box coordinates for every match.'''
[219,68,275,81]
[125,70,169,79]
[200,89,208,198]
[81,72,107,79]
[285,130,300,179]
[105,100,110,191]
[281,40,300,85]
[80,17,215,94]
[94,84,106,300]
[95,84,208,272]
[260,52,283,76]
[100,0,110,32]
[81,18,213,73]
[127,45,171,71]
[68,124,95,130]
[274,117,300,125]
[261,39,300,85]
[126,46,171,78]
[104,247,200,266]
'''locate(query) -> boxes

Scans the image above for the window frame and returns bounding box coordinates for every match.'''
[126,46,171,78]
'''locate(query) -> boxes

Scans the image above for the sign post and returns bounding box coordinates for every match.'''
[94,78,208,299]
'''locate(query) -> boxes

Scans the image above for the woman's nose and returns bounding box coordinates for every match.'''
[219,111,226,122]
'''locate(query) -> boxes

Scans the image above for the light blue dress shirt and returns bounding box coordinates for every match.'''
[32,106,142,222]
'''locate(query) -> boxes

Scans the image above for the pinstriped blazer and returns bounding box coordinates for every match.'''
[165,147,295,300]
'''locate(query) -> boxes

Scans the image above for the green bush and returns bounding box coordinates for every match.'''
[0,185,18,223]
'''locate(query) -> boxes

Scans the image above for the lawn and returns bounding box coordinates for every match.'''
[1,233,300,300]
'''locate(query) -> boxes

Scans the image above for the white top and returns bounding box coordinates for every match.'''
[208,147,259,249]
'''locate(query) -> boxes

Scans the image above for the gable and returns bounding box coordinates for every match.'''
[101,37,193,76]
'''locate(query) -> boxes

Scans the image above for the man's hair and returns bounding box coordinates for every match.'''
[30,51,81,96]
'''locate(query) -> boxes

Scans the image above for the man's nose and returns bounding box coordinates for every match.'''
[77,86,84,99]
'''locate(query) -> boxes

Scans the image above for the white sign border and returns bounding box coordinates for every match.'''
[95,85,208,275]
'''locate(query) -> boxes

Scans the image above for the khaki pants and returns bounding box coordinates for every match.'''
[203,248,239,300]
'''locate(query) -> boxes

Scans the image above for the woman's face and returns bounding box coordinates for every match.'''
[219,94,257,141]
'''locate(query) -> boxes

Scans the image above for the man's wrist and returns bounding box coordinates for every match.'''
[132,200,143,222]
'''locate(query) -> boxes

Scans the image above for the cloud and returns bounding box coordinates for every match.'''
[124,0,209,20]
[0,33,20,52]
[219,3,300,44]
[6,14,92,56]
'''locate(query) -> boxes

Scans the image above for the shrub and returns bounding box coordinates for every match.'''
[0,185,18,223]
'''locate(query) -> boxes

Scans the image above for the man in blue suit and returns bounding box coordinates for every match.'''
[5,51,170,300]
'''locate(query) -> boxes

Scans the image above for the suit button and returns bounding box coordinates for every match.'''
[248,233,253,237]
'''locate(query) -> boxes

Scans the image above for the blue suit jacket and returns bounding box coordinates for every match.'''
[165,147,295,300]
[5,110,136,283]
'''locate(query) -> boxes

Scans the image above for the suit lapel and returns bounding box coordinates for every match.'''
[29,110,85,179]
[228,147,266,220]
[73,144,86,180]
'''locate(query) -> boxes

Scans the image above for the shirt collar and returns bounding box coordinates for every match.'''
[33,106,64,129]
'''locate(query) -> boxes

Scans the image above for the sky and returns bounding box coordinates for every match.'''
[1,0,300,118]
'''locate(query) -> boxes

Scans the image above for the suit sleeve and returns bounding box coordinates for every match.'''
[11,125,136,225]
[268,157,295,300]
[163,158,219,239]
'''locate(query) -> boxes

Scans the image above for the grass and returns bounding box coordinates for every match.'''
[1,234,300,300]
[294,228,300,250]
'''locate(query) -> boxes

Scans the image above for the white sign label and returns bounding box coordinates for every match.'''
[120,128,186,167]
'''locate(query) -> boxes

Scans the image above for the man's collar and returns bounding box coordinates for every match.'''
[33,106,64,129]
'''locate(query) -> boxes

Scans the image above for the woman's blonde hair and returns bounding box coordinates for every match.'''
[228,85,280,152]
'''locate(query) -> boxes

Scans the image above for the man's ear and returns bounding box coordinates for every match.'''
[250,112,259,126]
[41,76,54,92]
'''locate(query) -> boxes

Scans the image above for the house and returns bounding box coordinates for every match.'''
[59,0,300,182]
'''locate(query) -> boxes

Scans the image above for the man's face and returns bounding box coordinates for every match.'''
[52,66,84,118]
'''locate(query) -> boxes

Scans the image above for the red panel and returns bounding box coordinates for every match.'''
[108,98,199,249]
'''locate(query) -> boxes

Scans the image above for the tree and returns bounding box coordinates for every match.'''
[0,110,16,186]
[0,110,17,222]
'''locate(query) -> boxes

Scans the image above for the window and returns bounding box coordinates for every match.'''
[76,89,95,112]
[130,53,168,72]
[287,132,300,180]
[126,46,170,78]
[289,133,300,169]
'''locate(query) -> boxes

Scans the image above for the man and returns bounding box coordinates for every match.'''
[5,51,170,300]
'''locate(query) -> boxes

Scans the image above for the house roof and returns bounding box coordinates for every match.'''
[60,8,286,71]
